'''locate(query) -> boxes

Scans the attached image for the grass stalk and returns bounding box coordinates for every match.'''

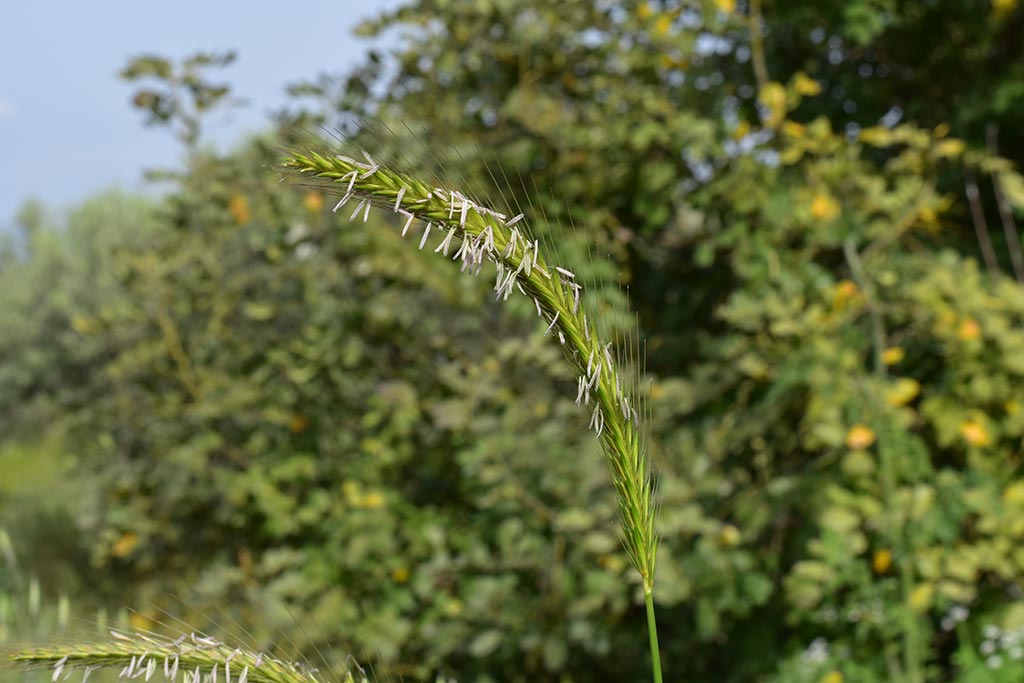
[283,145,662,677]
[644,589,664,683]
[9,630,365,683]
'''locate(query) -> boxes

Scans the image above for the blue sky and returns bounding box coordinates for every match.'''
[0,0,398,231]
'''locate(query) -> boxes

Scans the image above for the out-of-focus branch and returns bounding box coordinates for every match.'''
[843,239,886,377]
[964,166,1001,275]
[748,0,769,90]
[987,124,1024,283]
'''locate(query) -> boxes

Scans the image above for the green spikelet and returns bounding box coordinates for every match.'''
[282,148,659,593]
[9,630,363,683]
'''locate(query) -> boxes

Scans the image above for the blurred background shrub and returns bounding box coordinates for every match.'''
[3,1,1024,682]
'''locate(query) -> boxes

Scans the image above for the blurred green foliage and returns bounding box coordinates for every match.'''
[4,1,1024,682]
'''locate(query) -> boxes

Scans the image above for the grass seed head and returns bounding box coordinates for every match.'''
[282,145,659,591]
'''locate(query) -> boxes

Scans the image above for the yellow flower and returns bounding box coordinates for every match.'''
[342,480,385,508]
[793,72,822,97]
[957,317,981,341]
[859,126,893,147]
[444,599,464,617]
[885,378,920,407]
[820,671,843,683]
[782,121,806,138]
[959,418,991,447]
[882,347,905,365]
[228,195,251,225]
[715,0,736,12]
[835,280,860,296]
[833,280,859,309]
[638,2,653,19]
[361,491,385,509]
[758,81,787,128]
[846,424,876,450]
[304,191,324,212]
[111,532,139,558]
[391,566,410,583]
[934,138,966,159]
[872,548,893,574]
[810,193,841,222]
[653,14,672,37]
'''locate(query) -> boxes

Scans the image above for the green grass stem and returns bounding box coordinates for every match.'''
[8,630,365,683]
[283,145,662,680]
[645,589,664,683]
